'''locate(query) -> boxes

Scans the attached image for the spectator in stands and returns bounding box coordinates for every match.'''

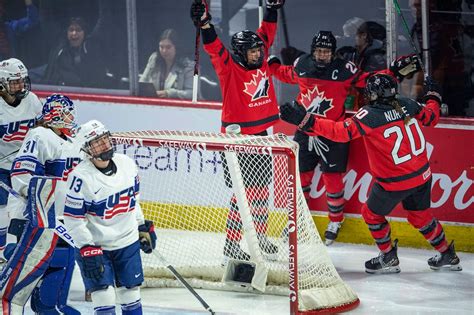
[0,0,39,60]
[405,0,468,116]
[337,21,387,110]
[43,13,112,88]
[140,28,196,99]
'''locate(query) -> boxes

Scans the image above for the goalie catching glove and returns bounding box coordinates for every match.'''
[138,220,157,254]
[280,101,315,131]
[79,245,105,281]
[390,54,422,81]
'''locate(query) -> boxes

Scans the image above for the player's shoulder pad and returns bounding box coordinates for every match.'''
[397,96,422,116]
[351,105,388,130]
[328,58,359,80]
[294,54,315,73]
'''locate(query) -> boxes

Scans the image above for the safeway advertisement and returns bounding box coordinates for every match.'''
[275,122,474,224]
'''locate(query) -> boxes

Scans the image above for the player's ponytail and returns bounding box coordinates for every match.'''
[390,99,411,125]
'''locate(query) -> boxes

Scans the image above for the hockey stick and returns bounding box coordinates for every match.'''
[392,0,427,75]
[0,149,19,163]
[192,0,204,103]
[156,252,215,314]
[0,181,76,248]
[280,6,290,48]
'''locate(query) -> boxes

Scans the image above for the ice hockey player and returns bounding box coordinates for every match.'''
[0,58,42,265]
[268,30,421,245]
[0,93,81,314]
[280,74,462,273]
[191,0,285,261]
[64,119,157,315]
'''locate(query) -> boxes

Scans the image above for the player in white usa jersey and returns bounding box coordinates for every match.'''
[64,120,156,315]
[0,94,81,314]
[0,58,42,263]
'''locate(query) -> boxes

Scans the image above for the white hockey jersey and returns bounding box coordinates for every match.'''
[63,154,145,251]
[0,92,43,170]
[8,126,82,220]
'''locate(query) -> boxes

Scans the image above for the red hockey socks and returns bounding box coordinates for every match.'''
[362,204,393,253]
[322,173,345,223]
[407,210,449,253]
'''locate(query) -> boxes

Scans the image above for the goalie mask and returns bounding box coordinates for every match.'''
[0,58,31,100]
[365,74,398,104]
[76,120,114,161]
[310,31,336,71]
[231,30,265,70]
[40,94,77,137]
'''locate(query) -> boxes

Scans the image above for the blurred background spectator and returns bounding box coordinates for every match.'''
[0,0,471,115]
[139,28,197,99]
[0,0,38,60]
[41,15,112,88]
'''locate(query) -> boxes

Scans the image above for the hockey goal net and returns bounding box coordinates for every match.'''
[112,130,359,314]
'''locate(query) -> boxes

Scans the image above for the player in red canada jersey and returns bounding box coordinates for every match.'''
[268,30,421,245]
[280,74,462,274]
[190,0,285,261]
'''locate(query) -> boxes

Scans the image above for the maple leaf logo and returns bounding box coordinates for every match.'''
[243,69,270,101]
[298,86,334,117]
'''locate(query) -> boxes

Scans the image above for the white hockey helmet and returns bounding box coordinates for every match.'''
[0,58,31,99]
[76,120,115,161]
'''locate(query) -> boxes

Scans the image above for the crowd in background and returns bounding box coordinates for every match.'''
[1,0,472,116]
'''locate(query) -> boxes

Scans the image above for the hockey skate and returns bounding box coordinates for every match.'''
[365,239,401,274]
[324,221,343,246]
[223,239,250,263]
[258,234,278,260]
[428,241,462,271]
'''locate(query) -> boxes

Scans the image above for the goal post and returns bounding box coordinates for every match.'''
[111,130,359,314]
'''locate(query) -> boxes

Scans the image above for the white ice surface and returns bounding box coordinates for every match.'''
[20,242,473,314]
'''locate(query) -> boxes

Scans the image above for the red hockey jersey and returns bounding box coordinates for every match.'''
[306,96,440,191]
[204,22,279,135]
[270,55,392,122]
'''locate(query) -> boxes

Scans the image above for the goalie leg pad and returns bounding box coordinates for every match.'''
[116,286,142,315]
[30,244,78,314]
[0,226,57,311]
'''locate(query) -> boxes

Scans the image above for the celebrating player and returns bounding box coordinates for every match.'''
[0,58,42,264]
[190,0,284,260]
[0,94,81,314]
[280,74,461,273]
[269,30,421,245]
[64,120,156,315]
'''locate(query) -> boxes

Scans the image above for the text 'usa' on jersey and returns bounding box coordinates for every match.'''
[0,118,36,143]
[351,97,432,191]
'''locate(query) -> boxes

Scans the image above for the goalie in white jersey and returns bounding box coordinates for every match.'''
[0,58,42,262]
[64,120,157,315]
[0,94,81,314]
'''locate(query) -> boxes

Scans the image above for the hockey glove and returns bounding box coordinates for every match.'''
[390,54,422,81]
[280,101,315,131]
[190,0,211,27]
[266,0,285,10]
[280,46,305,65]
[79,245,105,281]
[267,55,281,66]
[138,220,157,254]
[421,76,442,104]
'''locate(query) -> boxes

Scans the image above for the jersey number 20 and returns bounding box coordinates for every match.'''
[384,120,426,165]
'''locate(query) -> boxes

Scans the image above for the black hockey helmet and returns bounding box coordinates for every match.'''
[231,30,265,69]
[365,74,398,103]
[311,31,337,54]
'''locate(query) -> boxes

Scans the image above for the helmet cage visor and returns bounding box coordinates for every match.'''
[83,132,115,161]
